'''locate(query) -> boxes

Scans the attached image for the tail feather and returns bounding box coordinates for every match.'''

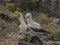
[31,28,50,34]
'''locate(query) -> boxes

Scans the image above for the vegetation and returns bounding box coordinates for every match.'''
[27,0,37,10]
[0,0,60,45]
[6,3,15,12]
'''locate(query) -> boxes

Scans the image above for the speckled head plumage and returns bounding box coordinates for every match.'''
[25,13,32,20]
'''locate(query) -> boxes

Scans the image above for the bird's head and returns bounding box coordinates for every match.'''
[16,12,23,18]
[25,13,32,20]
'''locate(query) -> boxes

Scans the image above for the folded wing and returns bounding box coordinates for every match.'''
[28,20,42,29]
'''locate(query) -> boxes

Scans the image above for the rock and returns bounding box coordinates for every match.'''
[49,18,60,27]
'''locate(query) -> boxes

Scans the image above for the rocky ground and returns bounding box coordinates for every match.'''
[0,4,60,45]
[0,14,60,45]
[0,30,60,45]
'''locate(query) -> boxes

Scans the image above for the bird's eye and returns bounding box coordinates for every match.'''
[26,16,29,18]
[18,14,20,16]
[18,14,20,15]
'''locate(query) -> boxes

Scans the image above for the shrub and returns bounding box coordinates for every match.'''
[6,3,16,12]
[27,0,37,10]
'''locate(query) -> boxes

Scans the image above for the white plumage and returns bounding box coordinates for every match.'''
[18,12,28,33]
[17,12,51,39]
[18,25,21,30]
[17,12,50,34]
[25,13,42,29]
[25,13,50,33]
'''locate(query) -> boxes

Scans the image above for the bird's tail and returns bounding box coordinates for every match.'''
[39,29,51,34]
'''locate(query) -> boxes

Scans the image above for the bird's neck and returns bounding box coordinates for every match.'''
[27,19,32,24]
[19,16,27,26]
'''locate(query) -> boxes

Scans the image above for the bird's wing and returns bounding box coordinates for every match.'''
[32,21,41,26]
[28,20,42,29]
[18,25,21,30]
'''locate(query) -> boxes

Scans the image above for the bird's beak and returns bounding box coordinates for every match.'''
[25,16,29,21]
[26,16,29,18]
[16,13,20,17]
[25,17,27,23]
[25,17,27,21]
[25,16,29,24]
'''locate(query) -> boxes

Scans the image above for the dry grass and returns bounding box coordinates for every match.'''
[0,33,19,45]
[33,13,60,40]
[0,12,60,45]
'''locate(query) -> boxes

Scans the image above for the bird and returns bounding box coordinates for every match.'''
[17,12,32,40]
[25,13,50,33]
[17,12,28,34]
[17,12,54,40]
